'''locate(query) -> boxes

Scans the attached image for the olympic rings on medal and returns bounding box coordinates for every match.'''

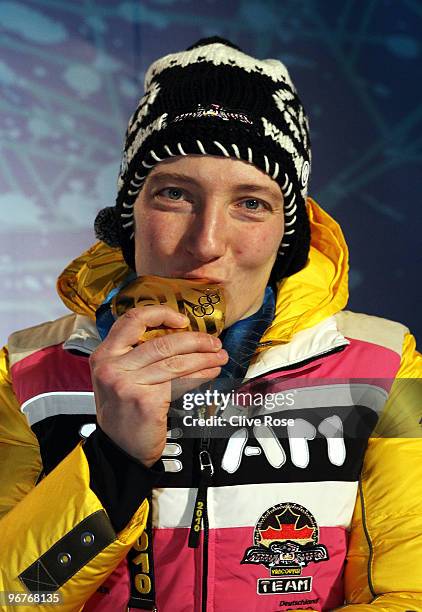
[192,292,220,317]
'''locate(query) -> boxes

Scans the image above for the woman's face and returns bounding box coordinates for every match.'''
[134,155,284,327]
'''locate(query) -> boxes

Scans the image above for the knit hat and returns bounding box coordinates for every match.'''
[95,36,311,282]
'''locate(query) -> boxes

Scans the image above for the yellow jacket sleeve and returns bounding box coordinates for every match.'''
[0,346,149,611]
[339,332,422,610]
[0,346,41,516]
[295,335,422,612]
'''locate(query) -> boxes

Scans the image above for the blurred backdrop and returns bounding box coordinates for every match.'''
[0,0,421,344]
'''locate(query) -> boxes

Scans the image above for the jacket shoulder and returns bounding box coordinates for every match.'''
[335,309,409,356]
[8,314,79,368]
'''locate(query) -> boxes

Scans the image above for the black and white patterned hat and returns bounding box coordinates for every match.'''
[95,37,311,282]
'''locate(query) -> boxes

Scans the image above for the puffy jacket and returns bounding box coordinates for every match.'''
[0,199,421,611]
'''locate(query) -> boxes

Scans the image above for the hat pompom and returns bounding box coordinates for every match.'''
[94,206,120,247]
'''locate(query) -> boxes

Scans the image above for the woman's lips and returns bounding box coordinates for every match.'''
[177,274,225,284]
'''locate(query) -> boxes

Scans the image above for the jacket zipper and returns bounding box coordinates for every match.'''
[188,429,214,612]
[201,443,213,612]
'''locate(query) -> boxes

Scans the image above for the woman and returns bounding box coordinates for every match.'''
[1,37,421,612]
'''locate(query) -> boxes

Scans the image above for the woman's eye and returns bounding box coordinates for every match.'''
[160,187,184,200]
[242,199,264,211]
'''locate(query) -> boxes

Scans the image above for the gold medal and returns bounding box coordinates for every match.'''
[111,275,225,340]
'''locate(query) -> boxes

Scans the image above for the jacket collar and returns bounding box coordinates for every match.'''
[259,198,349,346]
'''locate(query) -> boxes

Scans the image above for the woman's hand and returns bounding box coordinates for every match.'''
[89,305,228,467]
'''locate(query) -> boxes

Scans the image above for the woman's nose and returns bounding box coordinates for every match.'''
[184,202,227,263]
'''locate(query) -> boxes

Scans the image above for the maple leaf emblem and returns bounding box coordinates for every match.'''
[259,506,314,547]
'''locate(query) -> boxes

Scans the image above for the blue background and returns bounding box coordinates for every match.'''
[0,0,421,345]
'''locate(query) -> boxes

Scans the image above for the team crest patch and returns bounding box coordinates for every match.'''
[241,502,329,595]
